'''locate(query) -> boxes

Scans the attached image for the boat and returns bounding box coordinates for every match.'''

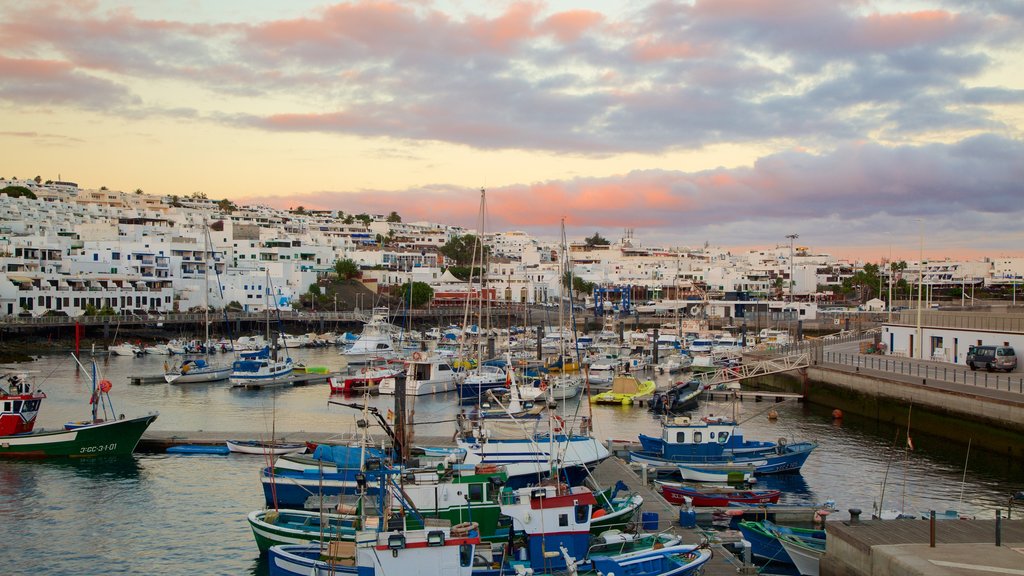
[455,362,509,404]
[167,444,230,455]
[108,342,143,356]
[776,531,825,576]
[0,360,158,458]
[656,481,781,507]
[164,357,232,384]
[591,375,656,405]
[378,353,458,396]
[226,439,307,455]
[454,427,609,488]
[339,307,400,365]
[675,463,755,484]
[648,379,703,415]
[330,358,405,393]
[590,544,712,576]
[737,520,825,564]
[231,346,294,386]
[248,509,360,553]
[0,372,45,436]
[629,415,817,474]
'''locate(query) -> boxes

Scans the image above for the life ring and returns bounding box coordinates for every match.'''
[690,305,700,316]
[412,351,423,361]
[539,380,548,391]
[552,415,565,432]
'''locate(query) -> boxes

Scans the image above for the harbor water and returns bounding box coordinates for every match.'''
[3,347,1022,574]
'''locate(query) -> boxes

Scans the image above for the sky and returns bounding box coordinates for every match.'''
[1,0,1022,262]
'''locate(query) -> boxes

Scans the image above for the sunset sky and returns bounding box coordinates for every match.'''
[1,1,1022,261]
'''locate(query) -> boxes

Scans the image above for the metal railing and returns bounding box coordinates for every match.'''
[821,350,1024,395]
[889,311,1024,333]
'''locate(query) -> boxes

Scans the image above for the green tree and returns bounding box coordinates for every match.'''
[841,263,882,302]
[584,232,610,246]
[100,186,108,190]
[386,211,402,223]
[355,213,372,226]
[439,234,487,266]
[397,281,434,308]
[0,186,37,199]
[343,214,355,225]
[561,271,594,298]
[446,266,485,281]
[293,206,306,215]
[33,175,42,184]
[190,191,207,199]
[217,198,236,213]
[334,258,360,280]
[135,188,144,195]
[169,194,182,207]
[99,305,116,316]
[83,304,98,316]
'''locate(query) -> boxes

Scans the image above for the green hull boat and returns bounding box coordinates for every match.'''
[0,413,158,458]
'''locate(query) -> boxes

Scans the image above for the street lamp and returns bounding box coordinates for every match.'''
[785,234,799,330]
[916,220,924,360]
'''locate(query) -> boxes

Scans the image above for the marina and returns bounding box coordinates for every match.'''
[1,340,1022,574]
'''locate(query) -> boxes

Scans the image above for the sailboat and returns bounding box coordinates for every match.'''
[165,221,232,384]
[230,271,294,386]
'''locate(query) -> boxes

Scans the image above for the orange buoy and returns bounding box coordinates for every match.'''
[767,409,778,420]
[832,408,843,419]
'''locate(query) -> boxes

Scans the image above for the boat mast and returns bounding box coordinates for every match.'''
[203,218,211,351]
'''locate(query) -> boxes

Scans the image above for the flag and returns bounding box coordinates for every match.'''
[907,435,914,451]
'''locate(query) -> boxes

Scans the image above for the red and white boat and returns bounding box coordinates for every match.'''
[329,357,405,393]
[656,480,781,507]
[0,373,46,436]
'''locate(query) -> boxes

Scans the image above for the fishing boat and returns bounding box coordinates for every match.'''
[0,372,45,436]
[776,531,825,576]
[0,360,157,458]
[378,352,458,396]
[330,358,406,393]
[454,427,609,488]
[676,463,755,483]
[249,509,361,553]
[590,544,712,576]
[227,439,307,455]
[629,415,817,475]
[656,481,781,507]
[737,520,825,565]
[591,375,656,405]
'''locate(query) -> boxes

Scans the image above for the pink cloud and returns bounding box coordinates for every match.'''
[540,10,604,43]
[630,36,708,62]
[854,10,962,50]
[464,2,542,52]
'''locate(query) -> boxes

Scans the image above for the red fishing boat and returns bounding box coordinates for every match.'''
[329,357,405,393]
[0,372,46,436]
[658,481,781,507]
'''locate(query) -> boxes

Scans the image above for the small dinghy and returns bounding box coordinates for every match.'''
[167,444,230,455]
[226,439,307,455]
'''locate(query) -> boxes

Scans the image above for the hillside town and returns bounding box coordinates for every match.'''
[1,177,1022,320]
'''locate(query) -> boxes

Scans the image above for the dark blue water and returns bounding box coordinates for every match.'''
[3,348,1021,574]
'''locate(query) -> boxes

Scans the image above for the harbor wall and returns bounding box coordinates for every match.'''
[749,368,1024,458]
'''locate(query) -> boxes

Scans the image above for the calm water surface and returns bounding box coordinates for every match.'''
[3,347,1022,574]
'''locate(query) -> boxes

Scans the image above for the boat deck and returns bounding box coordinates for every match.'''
[232,371,339,389]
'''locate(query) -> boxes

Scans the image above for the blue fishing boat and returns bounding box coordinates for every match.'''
[629,415,816,474]
[590,544,712,576]
[737,519,825,564]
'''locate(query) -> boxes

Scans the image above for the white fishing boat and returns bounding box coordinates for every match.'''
[378,352,458,395]
[777,532,825,576]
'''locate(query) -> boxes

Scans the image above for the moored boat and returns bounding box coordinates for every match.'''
[776,531,825,575]
[591,375,656,405]
[227,439,307,455]
[0,412,158,458]
[656,481,781,507]
[590,544,713,576]
[0,372,45,436]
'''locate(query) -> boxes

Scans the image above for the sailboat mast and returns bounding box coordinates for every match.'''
[203,219,211,348]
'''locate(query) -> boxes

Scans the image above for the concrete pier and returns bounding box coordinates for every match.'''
[823,518,1024,576]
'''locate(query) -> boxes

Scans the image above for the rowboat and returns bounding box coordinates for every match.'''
[227,439,307,455]
[776,532,825,575]
[676,463,755,483]
[656,481,781,507]
[590,544,713,576]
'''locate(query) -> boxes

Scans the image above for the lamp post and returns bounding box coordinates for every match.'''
[786,234,798,336]
[916,220,924,360]
[888,242,893,323]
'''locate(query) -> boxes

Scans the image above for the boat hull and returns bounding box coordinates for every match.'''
[166,365,232,384]
[0,413,158,458]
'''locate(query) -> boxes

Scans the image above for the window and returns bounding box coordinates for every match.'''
[718,432,730,444]
[558,513,569,527]
[676,431,685,443]
[574,504,589,524]
[693,431,703,443]
[468,484,484,502]
[459,545,473,567]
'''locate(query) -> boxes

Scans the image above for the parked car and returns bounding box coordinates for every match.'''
[967,345,1017,372]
